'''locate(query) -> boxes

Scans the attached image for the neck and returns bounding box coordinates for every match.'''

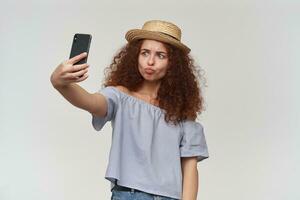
[137,80,161,98]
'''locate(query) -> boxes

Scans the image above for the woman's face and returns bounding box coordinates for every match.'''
[138,39,169,82]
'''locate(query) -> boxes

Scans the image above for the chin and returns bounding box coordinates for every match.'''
[144,77,161,84]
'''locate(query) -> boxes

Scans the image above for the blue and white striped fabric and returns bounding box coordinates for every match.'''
[91,86,209,199]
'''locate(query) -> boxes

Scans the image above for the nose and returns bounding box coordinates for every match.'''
[147,54,155,65]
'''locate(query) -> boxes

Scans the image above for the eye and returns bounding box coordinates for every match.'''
[141,51,148,56]
[158,54,166,59]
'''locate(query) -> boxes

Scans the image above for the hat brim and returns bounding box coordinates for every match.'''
[125,29,191,54]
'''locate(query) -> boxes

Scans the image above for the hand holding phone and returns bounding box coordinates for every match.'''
[50,52,90,88]
[50,34,92,88]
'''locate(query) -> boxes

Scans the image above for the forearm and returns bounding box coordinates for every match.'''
[181,159,198,200]
[54,83,96,113]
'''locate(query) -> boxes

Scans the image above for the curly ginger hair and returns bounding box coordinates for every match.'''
[102,39,207,125]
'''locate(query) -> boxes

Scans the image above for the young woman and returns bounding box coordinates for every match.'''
[50,20,209,200]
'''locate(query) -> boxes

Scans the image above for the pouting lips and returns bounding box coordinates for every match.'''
[145,69,155,74]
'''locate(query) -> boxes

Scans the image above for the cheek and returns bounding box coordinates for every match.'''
[161,61,169,72]
[137,57,143,71]
[157,64,169,77]
[138,55,146,66]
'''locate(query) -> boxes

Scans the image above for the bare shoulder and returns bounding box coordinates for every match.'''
[114,85,130,94]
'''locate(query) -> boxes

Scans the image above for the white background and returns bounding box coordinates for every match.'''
[0,0,299,199]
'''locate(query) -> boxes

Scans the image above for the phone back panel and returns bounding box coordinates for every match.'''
[69,33,92,65]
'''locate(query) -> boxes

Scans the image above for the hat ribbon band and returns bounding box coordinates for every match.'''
[157,31,180,41]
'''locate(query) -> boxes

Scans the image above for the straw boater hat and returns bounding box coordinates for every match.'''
[125,20,191,54]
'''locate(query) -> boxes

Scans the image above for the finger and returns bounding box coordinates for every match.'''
[67,52,87,65]
[72,63,89,72]
[64,63,89,73]
[65,68,88,80]
[74,73,89,82]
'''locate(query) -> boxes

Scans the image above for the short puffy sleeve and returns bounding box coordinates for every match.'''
[179,120,209,162]
[91,86,119,131]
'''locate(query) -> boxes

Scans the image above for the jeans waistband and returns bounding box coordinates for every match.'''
[113,184,142,193]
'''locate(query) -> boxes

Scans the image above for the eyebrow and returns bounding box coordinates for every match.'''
[140,48,168,54]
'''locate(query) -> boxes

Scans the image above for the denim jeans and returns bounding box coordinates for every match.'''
[111,187,179,200]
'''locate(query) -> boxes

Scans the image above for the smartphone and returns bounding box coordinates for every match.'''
[69,33,92,65]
